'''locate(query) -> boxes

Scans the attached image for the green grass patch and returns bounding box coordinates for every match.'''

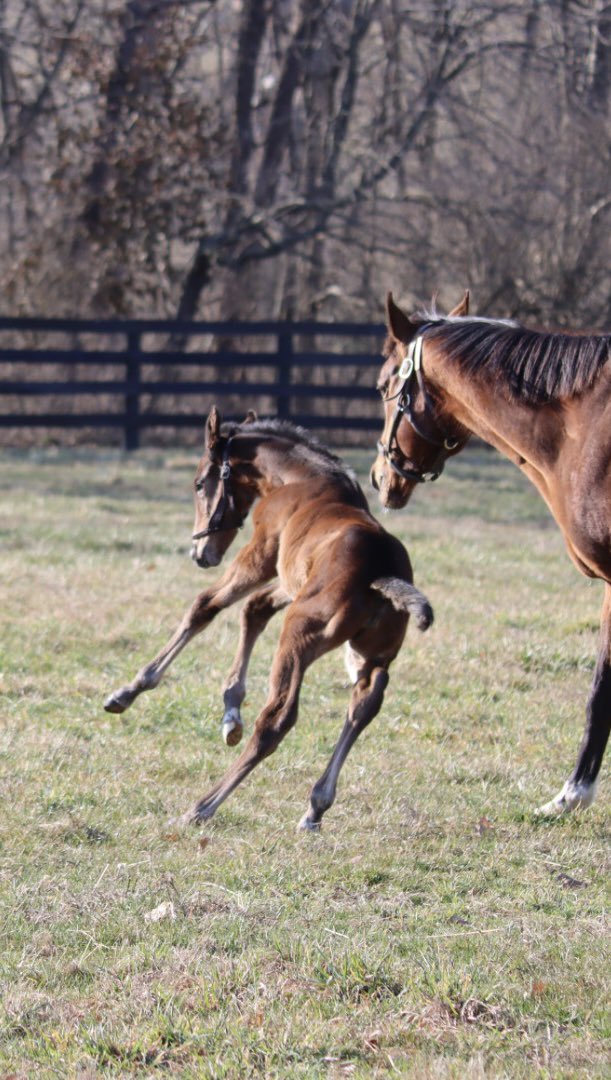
[0,445,608,1077]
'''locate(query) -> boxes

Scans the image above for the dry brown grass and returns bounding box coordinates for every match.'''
[0,444,608,1077]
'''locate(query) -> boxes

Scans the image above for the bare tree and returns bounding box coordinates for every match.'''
[1,0,610,328]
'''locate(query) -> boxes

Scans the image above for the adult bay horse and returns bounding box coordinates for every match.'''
[105,408,433,829]
[370,291,610,816]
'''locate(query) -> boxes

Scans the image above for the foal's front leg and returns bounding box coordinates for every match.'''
[104,545,276,714]
[220,584,290,745]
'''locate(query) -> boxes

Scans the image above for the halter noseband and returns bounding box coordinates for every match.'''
[192,437,247,541]
[378,327,460,483]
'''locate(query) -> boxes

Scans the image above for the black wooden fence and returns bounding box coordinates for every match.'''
[0,316,385,449]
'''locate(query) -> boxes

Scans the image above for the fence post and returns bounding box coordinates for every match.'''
[125,330,141,450]
[276,327,292,420]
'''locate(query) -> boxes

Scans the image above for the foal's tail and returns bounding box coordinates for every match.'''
[370,577,434,632]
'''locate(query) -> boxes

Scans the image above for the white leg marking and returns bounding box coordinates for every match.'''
[221,707,244,746]
[536,779,597,816]
[297,813,321,832]
[343,643,360,685]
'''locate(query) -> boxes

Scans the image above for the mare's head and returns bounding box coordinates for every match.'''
[370,291,470,509]
[191,406,257,568]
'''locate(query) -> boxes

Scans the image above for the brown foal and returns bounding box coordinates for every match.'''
[105,408,433,829]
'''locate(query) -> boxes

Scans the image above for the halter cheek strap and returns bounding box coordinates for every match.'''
[192,439,246,541]
[378,330,461,483]
[398,333,424,380]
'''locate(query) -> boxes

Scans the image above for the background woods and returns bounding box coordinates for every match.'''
[1,0,611,328]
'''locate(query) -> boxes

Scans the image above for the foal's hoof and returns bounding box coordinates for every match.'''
[221,710,243,746]
[297,813,321,832]
[183,799,218,826]
[535,780,596,816]
[171,805,212,829]
[104,689,132,713]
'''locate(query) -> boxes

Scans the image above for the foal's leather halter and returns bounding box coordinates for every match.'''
[377,328,460,484]
[191,438,247,540]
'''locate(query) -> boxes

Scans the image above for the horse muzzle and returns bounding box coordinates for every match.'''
[191,540,222,569]
[370,451,416,509]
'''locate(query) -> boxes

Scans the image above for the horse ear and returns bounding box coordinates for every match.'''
[448,290,470,317]
[241,410,257,425]
[385,292,416,344]
[205,405,221,452]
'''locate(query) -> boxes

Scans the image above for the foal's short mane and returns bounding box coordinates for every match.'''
[222,417,360,485]
[417,314,611,404]
[223,417,340,462]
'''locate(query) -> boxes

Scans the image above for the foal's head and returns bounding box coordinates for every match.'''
[370,292,470,509]
[191,407,257,569]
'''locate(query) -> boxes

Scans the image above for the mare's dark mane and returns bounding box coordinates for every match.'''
[424,318,611,404]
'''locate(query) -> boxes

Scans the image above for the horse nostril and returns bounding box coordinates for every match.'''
[369,466,379,491]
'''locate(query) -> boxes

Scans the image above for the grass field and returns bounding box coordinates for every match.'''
[0,444,608,1078]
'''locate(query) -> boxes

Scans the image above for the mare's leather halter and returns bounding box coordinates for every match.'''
[377,328,460,483]
[192,438,247,540]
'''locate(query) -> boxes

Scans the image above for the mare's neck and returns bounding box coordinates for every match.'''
[426,350,561,472]
[424,345,576,524]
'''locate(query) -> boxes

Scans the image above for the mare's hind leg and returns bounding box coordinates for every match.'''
[179,607,330,825]
[537,582,611,814]
[298,657,390,831]
[220,584,290,746]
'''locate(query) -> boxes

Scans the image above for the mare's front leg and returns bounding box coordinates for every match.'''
[220,584,290,746]
[179,606,327,825]
[104,542,276,714]
[537,581,611,814]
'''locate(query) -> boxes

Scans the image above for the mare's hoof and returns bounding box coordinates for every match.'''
[221,711,243,746]
[104,690,131,713]
[535,797,567,817]
[535,780,596,816]
[297,814,321,832]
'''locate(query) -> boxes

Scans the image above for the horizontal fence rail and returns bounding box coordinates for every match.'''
[0,316,385,449]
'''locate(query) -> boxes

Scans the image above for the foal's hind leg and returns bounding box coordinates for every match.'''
[178,608,330,825]
[220,584,290,746]
[298,659,390,831]
[537,582,611,814]
[343,643,362,685]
